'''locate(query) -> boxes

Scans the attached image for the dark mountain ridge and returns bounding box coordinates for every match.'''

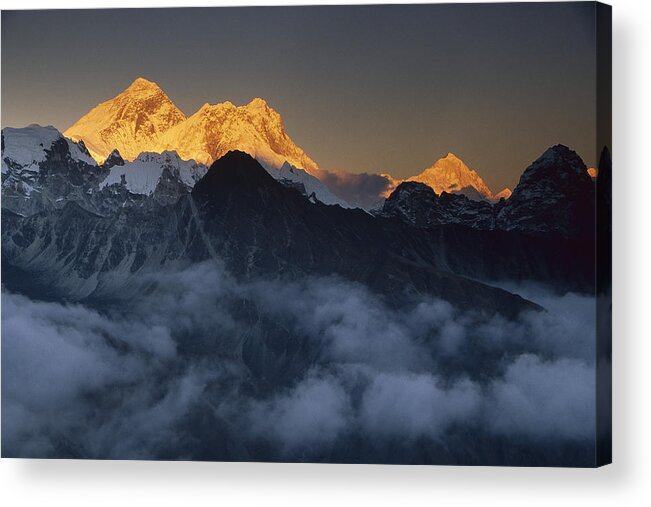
[3,151,555,317]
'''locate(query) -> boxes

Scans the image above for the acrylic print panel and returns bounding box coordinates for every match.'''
[0,2,611,467]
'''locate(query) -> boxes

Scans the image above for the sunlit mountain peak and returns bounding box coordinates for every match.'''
[407,153,494,201]
[126,77,162,91]
[62,80,318,173]
[64,78,186,162]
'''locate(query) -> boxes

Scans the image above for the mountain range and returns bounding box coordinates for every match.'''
[65,78,319,172]
[63,78,517,207]
[2,121,600,314]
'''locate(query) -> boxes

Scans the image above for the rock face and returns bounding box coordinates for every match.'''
[381,181,494,230]
[102,149,125,169]
[2,125,103,217]
[64,78,187,162]
[407,152,495,201]
[495,145,595,240]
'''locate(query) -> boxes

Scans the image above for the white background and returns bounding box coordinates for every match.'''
[0,0,649,505]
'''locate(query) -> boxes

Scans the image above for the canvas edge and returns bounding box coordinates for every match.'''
[595,0,612,468]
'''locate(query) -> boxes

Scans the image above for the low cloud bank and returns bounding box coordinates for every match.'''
[2,263,596,463]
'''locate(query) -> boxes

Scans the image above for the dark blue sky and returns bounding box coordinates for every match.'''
[1,3,599,190]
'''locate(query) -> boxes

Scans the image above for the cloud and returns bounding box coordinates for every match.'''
[359,373,480,440]
[486,354,595,440]
[1,274,222,459]
[314,168,397,209]
[1,263,598,462]
[246,370,352,455]
[251,277,430,371]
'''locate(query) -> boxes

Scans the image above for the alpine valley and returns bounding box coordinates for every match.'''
[1,78,608,465]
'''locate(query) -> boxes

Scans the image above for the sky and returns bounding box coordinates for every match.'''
[1,3,598,191]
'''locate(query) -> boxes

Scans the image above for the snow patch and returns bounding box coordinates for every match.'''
[2,125,61,172]
[2,125,97,171]
[99,151,207,195]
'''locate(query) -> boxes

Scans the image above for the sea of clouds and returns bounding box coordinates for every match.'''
[1,262,596,464]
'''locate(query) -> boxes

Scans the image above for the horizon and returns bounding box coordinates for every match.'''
[2,4,599,192]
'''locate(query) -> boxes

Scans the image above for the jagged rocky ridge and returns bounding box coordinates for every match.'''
[1,125,347,212]
[381,145,596,241]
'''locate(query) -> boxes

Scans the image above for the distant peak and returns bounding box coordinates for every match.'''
[130,77,157,87]
[541,144,574,158]
[125,77,162,93]
[247,97,269,108]
[534,144,584,168]
[438,153,471,168]
[408,151,493,200]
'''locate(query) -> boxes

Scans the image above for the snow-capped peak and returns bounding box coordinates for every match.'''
[246,97,270,109]
[64,80,322,179]
[406,152,494,201]
[125,77,164,93]
[2,124,96,173]
[64,77,187,162]
[155,97,320,174]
